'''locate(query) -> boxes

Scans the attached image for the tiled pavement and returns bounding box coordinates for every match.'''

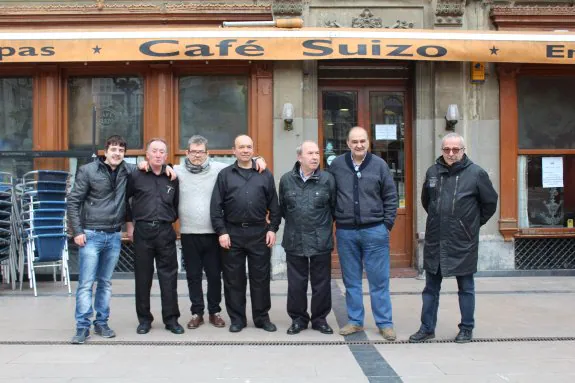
[1,276,575,382]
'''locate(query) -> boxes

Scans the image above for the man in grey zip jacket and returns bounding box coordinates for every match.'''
[67,135,174,344]
[328,127,398,341]
[409,132,498,344]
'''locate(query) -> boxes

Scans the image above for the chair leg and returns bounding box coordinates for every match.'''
[31,264,37,297]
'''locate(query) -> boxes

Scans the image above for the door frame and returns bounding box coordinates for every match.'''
[318,82,414,269]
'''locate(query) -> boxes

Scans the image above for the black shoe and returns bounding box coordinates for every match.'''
[409,329,435,343]
[71,328,90,344]
[256,321,277,332]
[455,329,473,344]
[312,323,334,335]
[229,323,246,333]
[287,322,307,335]
[165,322,185,335]
[137,322,151,335]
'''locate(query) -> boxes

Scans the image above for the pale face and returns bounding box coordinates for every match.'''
[187,143,208,166]
[146,140,168,167]
[298,142,320,174]
[347,128,369,159]
[441,136,465,166]
[104,144,125,168]
[233,135,254,163]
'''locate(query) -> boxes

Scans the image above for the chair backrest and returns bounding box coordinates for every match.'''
[33,233,66,262]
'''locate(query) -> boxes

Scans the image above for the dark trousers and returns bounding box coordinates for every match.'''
[180,233,222,316]
[286,252,332,327]
[420,269,475,333]
[222,225,271,327]
[133,222,180,325]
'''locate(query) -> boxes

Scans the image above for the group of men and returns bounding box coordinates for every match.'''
[68,127,498,345]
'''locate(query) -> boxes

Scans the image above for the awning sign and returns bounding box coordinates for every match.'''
[2,28,575,64]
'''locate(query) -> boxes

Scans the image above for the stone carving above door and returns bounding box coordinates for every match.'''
[435,0,465,27]
[324,8,414,29]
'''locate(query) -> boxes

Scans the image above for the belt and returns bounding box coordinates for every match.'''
[139,220,171,226]
[229,221,266,228]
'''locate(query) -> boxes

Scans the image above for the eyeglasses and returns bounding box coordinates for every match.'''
[188,150,207,156]
[441,147,464,155]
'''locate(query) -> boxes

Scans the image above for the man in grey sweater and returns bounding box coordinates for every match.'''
[328,127,398,340]
[175,135,265,330]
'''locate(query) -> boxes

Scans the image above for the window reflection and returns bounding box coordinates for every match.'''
[0,77,33,176]
[179,76,248,150]
[322,91,358,168]
[68,76,144,150]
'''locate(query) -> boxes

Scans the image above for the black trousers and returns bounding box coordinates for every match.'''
[180,233,222,316]
[133,221,180,325]
[222,225,271,327]
[286,252,332,327]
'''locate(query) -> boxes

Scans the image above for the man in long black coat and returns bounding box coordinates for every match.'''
[409,133,498,344]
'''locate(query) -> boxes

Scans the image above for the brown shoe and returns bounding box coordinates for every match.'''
[338,323,364,336]
[379,327,397,341]
[209,313,226,328]
[186,314,204,329]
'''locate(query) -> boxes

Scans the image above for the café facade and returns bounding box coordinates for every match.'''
[0,0,574,277]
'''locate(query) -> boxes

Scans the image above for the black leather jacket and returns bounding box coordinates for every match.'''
[279,162,336,257]
[67,158,136,236]
[422,155,498,277]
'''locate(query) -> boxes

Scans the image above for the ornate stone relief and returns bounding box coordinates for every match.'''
[272,0,305,16]
[435,0,465,27]
[491,5,575,16]
[325,8,414,29]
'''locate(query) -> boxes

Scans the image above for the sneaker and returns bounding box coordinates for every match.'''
[71,328,90,344]
[379,327,397,341]
[338,323,364,336]
[409,329,435,343]
[187,314,204,329]
[455,328,473,344]
[209,313,226,328]
[94,324,116,338]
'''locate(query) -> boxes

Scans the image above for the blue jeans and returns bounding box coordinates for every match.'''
[420,270,475,333]
[336,224,392,328]
[75,230,121,329]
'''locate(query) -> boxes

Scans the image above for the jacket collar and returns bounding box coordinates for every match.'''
[291,161,320,181]
[232,159,257,172]
[436,154,472,174]
[345,151,373,172]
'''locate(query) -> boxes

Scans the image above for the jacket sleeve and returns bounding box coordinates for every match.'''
[421,170,430,214]
[125,172,135,223]
[477,169,498,226]
[210,171,227,236]
[67,165,90,237]
[328,173,337,218]
[380,162,398,231]
[278,176,287,219]
[266,172,281,233]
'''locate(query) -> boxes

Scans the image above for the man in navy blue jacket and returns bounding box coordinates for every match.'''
[328,126,398,340]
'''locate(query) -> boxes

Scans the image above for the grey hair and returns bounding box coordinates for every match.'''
[188,135,209,150]
[441,132,465,148]
[296,140,319,156]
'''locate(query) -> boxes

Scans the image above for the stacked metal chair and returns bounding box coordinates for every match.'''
[17,170,72,296]
[0,171,18,290]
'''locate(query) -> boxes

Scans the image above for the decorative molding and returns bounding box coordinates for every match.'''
[435,0,465,27]
[491,5,575,16]
[352,8,382,28]
[0,1,273,14]
[491,5,575,30]
[386,20,414,29]
[272,0,304,16]
[324,19,342,28]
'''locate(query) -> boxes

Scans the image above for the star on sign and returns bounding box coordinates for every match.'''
[92,46,102,54]
[490,46,499,55]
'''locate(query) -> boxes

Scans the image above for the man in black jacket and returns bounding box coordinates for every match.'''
[210,135,281,333]
[279,141,336,335]
[409,132,498,344]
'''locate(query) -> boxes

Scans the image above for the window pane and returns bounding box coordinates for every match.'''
[518,76,575,150]
[322,91,358,168]
[68,76,144,150]
[523,155,575,228]
[179,76,248,150]
[0,77,34,176]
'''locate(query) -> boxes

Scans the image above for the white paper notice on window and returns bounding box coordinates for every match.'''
[542,157,564,188]
[375,124,397,141]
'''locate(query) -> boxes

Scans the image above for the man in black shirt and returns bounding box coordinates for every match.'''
[126,138,183,335]
[210,135,281,333]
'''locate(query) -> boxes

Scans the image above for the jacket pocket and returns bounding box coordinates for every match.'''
[458,219,472,241]
[312,191,329,209]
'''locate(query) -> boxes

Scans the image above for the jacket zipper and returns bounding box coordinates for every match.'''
[437,175,444,211]
[451,175,459,215]
[458,220,472,241]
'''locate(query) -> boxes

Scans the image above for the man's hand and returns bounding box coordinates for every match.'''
[165,165,177,181]
[126,222,134,242]
[137,161,149,171]
[74,234,86,247]
[254,157,267,174]
[218,234,231,249]
[266,231,276,247]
